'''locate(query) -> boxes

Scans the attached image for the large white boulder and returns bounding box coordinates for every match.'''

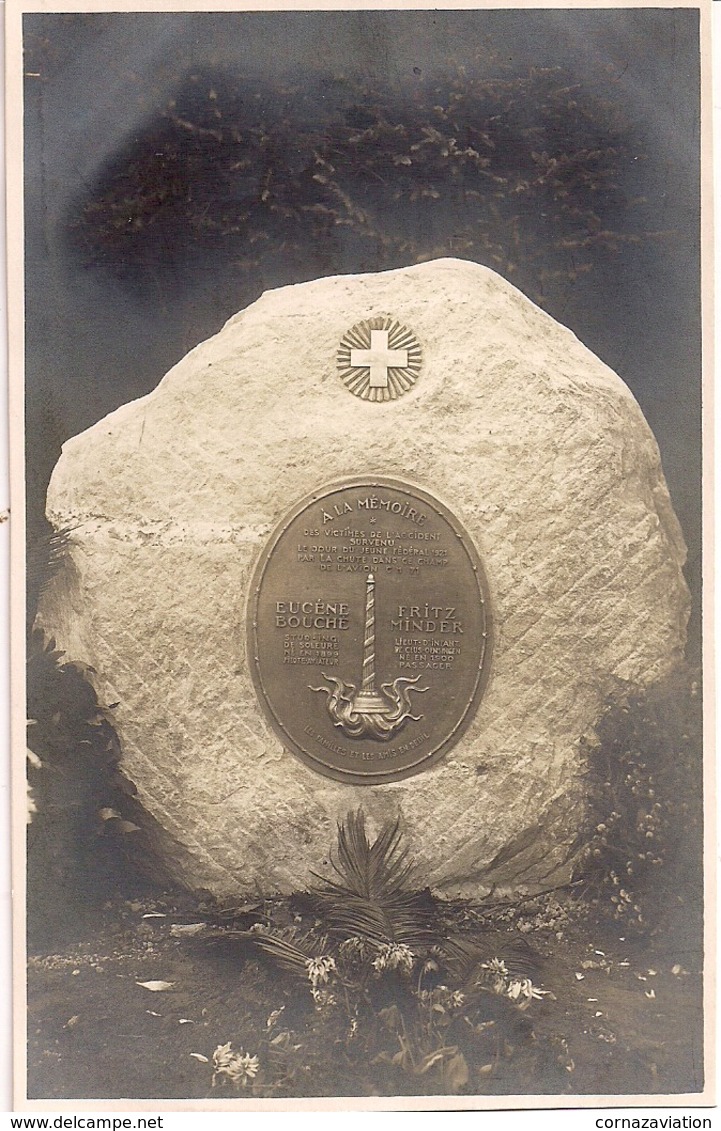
[37,259,689,897]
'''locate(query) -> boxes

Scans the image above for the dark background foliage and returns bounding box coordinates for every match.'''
[23,9,701,648]
[576,666,703,943]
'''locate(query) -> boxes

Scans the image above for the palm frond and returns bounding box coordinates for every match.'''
[440,934,488,983]
[213,925,329,979]
[308,809,440,950]
[442,932,543,986]
[27,527,74,631]
[27,628,65,669]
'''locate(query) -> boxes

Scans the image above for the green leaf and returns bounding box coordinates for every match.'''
[416,1046,457,1074]
[239,926,329,978]
[442,1052,470,1092]
[378,1004,402,1032]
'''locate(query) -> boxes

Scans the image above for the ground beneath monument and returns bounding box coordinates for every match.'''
[27,893,703,1101]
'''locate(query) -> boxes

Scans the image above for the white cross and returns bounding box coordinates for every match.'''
[350,329,408,388]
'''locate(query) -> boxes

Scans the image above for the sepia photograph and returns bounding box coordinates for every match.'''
[7,0,712,1109]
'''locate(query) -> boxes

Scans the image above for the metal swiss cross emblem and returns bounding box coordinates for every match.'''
[337,317,422,402]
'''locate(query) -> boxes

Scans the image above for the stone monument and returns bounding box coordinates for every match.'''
[36,258,690,897]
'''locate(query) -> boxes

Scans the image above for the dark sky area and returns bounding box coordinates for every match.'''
[23,9,702,648]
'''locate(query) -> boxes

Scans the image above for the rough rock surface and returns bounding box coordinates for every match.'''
[38,258,690,897]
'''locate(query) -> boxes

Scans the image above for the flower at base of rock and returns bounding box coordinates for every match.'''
[483,957,509,976]
[372,942,415,974]
[311,987,337,1010]
[505,978,550,1010]
[424,985,466,1011]
[211,1042,260,1087]
[305,955,337,987]
[479,957,509,993]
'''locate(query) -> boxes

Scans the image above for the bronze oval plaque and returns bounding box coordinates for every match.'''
[248,478,492,784]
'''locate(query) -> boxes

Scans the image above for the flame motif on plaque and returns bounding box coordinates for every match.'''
[310,572,428,740]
